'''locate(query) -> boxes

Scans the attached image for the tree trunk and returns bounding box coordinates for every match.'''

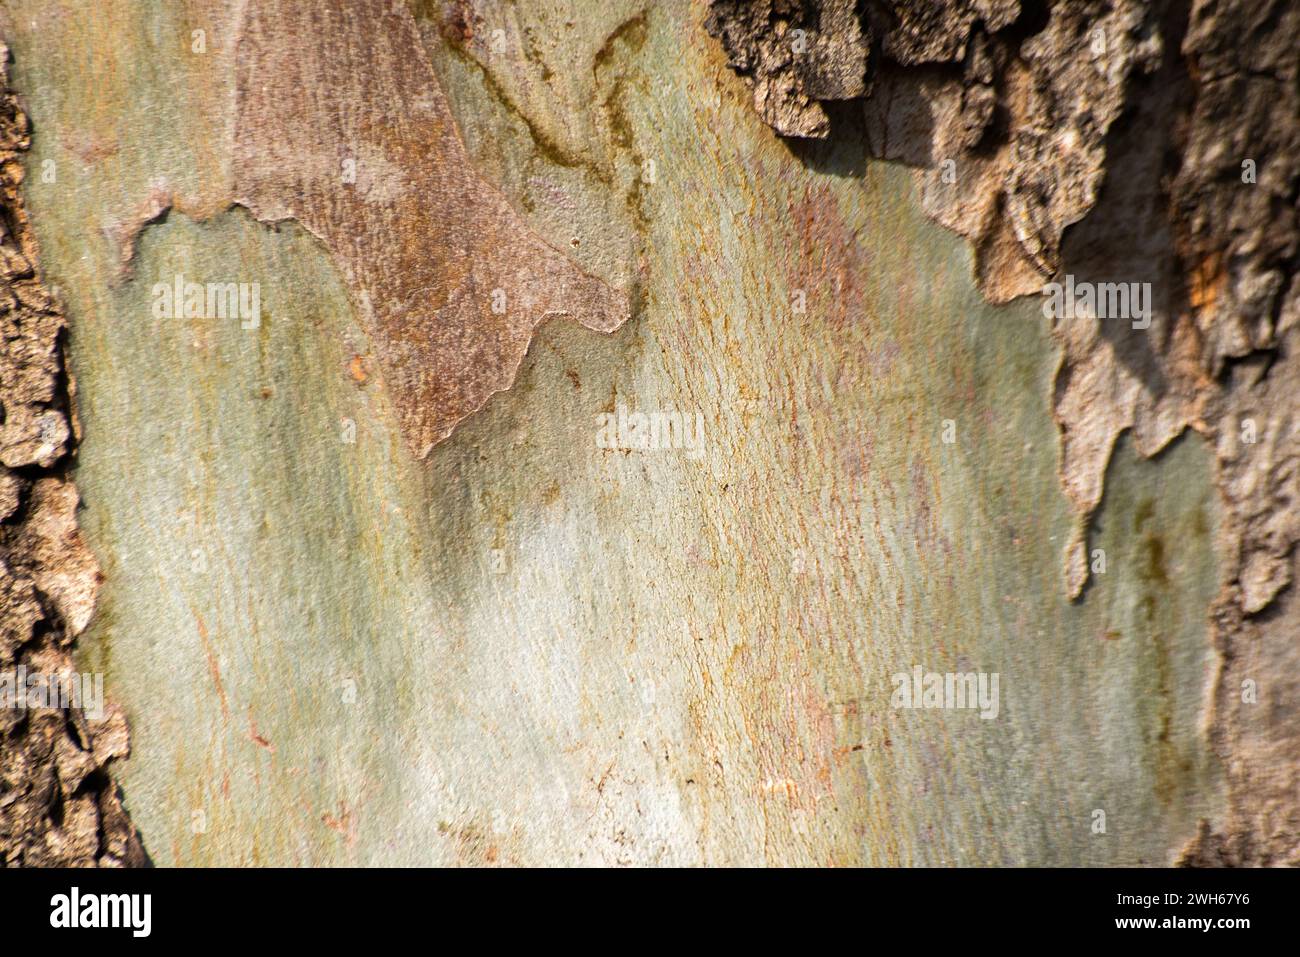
[0,0,1295,866]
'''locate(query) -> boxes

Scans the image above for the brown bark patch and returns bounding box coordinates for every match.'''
[230,0,631,459]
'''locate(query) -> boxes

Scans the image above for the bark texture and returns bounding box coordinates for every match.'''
[709,0,1300,863]
[0,48,144,866]
[0,0,1290,866]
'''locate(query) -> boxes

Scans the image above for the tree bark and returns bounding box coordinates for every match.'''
[0,0,1294,866]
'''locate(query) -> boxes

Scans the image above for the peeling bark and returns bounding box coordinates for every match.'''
[107,0,631,461]
[712,0,1300,863]
[0,48,144,867]
[708,0,1300,864]
[232,0,631,458]
[706,0,869,138]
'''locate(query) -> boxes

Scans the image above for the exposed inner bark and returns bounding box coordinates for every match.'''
[0,47,145,867]
[707,0,1300,864]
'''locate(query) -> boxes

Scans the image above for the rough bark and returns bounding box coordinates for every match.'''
[0,48,144,866]
[708,0,1300,863]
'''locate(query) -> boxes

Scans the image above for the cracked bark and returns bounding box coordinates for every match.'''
[0,48,144,866]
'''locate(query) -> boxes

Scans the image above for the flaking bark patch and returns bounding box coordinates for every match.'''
[706,0,869,138]
[101,0,632,462]
[0,46,145,867]
[230,0,631,459]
